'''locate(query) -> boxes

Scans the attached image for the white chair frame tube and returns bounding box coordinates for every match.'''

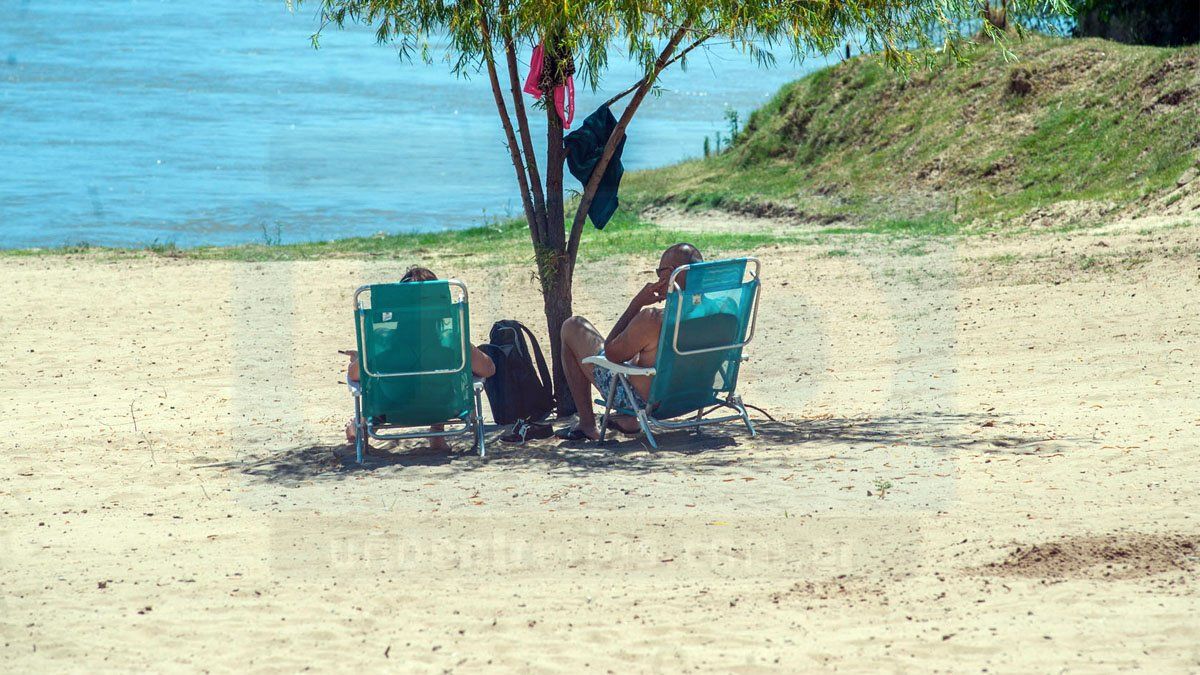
[353,280,470,378]
[666,258,762,357]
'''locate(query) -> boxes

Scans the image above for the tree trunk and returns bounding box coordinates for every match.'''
[541,86,572,415]
[479,14,537,245]
[503,30,547,240]
[495,28,695,416]
[982,0,1008,31]
[540,265,573,416]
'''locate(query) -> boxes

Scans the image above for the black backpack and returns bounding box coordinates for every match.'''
[480,320,555,425]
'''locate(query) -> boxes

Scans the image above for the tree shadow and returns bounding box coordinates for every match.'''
[210,409,1077,485]
[206,440,459,485]
[774,410,1069,456]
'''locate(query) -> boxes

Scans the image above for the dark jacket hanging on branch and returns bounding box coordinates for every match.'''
[564,106,626,230]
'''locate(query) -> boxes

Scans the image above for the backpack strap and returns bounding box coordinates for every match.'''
[516,321,554,404]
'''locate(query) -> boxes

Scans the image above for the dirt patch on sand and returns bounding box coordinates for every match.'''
[973,533,1200,581]
[770,576,886,605]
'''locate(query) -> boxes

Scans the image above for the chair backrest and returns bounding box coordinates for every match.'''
[353,280,473,426]
[646,258,760,420]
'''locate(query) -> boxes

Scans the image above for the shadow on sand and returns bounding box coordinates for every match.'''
[208,409,1075,485]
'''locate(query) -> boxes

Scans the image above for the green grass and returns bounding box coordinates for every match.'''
[1,210,794,263]
[624,35,1200,227]
[1,207,983,263]
[1074,250,1159,274]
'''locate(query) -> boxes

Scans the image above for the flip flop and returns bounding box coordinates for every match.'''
[605,417,642,437]
[554,426,593,442]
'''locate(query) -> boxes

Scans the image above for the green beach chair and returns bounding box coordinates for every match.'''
[347,279,486,463]
[583,257,762,448]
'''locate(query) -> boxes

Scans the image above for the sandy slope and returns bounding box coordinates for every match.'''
[1,219,1198,672]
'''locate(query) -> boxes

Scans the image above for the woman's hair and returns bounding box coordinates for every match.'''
[400,266,437,282]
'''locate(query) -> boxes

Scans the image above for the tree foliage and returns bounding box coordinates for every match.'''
[299,1,1067,75]
[287,0,1069,409]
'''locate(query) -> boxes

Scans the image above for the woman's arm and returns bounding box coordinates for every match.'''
[470,345,496,378]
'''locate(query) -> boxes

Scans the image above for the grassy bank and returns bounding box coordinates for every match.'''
[625,35,1200,226]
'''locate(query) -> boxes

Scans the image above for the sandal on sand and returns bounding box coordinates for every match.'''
[554,426,594,442]
[605,417,642,436]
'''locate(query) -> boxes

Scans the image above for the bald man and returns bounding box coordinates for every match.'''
[558,243,704,441]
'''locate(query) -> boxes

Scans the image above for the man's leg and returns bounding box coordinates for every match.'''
[560,316,604,440]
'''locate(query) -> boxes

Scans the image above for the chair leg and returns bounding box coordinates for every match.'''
[636,410,658,449]
[353,396,365,464]
[598,375,619,444]
[474,388,486,458]
[614,376,657,448]
[732,395,757,438]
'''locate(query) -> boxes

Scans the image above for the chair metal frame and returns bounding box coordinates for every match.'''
[348,280,486,462]
[582,258,762,449]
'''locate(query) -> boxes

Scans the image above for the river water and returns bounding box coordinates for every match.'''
[0,0,835,248]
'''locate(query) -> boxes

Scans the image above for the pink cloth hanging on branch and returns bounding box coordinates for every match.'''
[523,43,574,129]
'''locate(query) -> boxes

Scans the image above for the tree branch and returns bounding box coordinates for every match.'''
[564,23,694,274]
[501,14,547,240]
[479,12,539,243]
[601,33,711,109]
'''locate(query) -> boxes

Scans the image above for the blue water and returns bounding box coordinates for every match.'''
[0,0,835,249]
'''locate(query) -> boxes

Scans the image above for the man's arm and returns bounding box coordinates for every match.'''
[603,308,656,366]
[606,279,666,343]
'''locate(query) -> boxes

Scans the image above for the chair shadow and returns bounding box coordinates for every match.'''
[211,409,1077,485]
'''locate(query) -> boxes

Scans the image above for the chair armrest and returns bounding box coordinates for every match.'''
[583,355,656,377]
[472,376,485,391]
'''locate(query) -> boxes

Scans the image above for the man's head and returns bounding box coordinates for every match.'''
[401,266,437,282]
[656,243,703,290]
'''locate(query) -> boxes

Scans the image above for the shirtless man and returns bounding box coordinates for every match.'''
[557,243,703,441]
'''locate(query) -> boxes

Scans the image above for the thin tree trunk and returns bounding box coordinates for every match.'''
[479,15,537,243]
[542,86,571,413]
[563,24,692,285]
[981,0,1008,30]
[544,102,566,252]
[499,5,547,240]
[541,270,573,416]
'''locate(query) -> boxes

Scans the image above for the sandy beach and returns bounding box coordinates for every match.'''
[2,215,1198,671]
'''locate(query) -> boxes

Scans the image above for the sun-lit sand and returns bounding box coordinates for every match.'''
[2,215,1197,671]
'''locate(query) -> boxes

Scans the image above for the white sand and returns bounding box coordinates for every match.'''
[2,217,1198,671]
